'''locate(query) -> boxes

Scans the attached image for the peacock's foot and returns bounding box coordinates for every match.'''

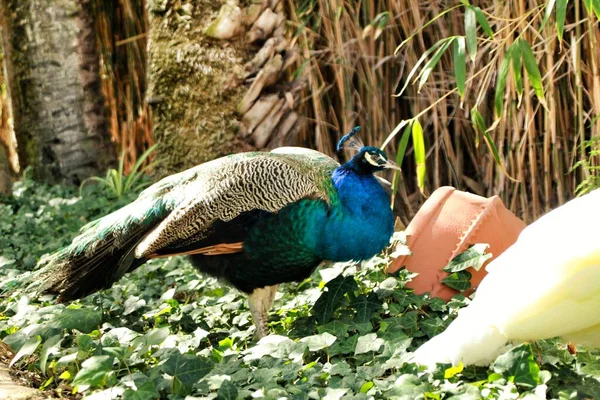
[248,284,279,340]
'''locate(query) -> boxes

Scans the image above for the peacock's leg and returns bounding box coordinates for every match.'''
[248,284,279,339]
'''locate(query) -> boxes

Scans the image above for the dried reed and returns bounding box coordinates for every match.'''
[289,0,600,222]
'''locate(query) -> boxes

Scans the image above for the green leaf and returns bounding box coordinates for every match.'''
[352,293,382,324]
[300,332,337,351]
[556,0,568,41]
[470,107,487,147]
[161,351,214,395]
[312,275,358,324]
[454,37,467,98]
[418,38,455,92]
[123,374,160,400]
[444,362,464,379]
[465,6,477,62]
[396,38,454,97]
[540,0,557,31]
[47,308,102,334]
[519,39,545,104]
[493,344,540,388]
[398,311,421,337]
[441,271,472,291]
[512,44,523,98]
[9,335,41,367]
[442,243,493,273]
[73,355,113,389]
[217,379,238,400]
[59,371,71,381]
[355,333,384,355]
[395,121,413,166]
[360,381,374,393]
[594,0,600,20]
[411,120,427,194]
[317,321,351,338]
[40,334,63,374]
[481,128,517,182]
[473,7,494,39]
[494,46,512,117]
[420,317,447,339]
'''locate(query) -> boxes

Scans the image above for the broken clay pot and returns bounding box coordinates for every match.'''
[387,186,526,301]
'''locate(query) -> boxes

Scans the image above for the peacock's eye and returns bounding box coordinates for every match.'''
[364,152,386,167]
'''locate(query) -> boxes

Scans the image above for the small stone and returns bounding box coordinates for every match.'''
[148,0,169,13]
[251,97,287,148]
[246,8,282,43]
[205,3,243,40]
[243,93,280,133]
[180,3,193,16]
[238,54,283,114]
[242,3,266,27]
[244,37,278,74]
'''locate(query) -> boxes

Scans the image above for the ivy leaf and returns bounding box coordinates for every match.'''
[420,317,447,339]
[123,374,160,400]
[352,293,382,324]
[441,271,472,291]
[329,334,359,356]
[300,332,337,352]
[399,311,421,337]
[73,355,113,389]
[160,351,214,395]
[444,362,464,379]
[312,275,358,324]
[442,243,492,273]
[217,379,238,400]
[493,344,540,388]
[317,321,351,338]
[40,334,63,374]
[9,335,41,367]
[355,333,384,355]
[46,308,102,334]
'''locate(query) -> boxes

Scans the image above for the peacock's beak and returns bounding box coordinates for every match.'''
[382,159,402,171]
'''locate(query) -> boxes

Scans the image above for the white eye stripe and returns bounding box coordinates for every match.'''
[364,152,381,166]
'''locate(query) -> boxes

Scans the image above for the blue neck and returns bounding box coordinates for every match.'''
[317,165,394,261]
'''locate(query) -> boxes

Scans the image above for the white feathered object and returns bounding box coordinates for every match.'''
[412,189,600,367]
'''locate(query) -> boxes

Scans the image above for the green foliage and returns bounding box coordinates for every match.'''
[1,181,600,398]
[80,144,157,199]
[442,243,492,273]
[573,136,600,196]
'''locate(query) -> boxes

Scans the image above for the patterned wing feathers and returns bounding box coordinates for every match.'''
[134,156,328,258]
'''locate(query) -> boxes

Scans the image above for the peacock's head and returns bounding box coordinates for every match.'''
[337,126,401,174]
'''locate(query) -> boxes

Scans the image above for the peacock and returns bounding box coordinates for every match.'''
[5,127,399,338]
[412,188,600,367]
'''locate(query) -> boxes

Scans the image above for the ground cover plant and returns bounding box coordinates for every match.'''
[1,179,600,399]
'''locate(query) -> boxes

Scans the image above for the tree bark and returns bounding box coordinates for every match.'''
[146,0,303,177]
[0,0,115,184]
[0,142,10,195]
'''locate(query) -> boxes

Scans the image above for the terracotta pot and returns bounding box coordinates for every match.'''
[387,186,526,301]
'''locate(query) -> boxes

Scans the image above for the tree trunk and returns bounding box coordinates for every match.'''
[146,0,303,177]
[0,143,10,195]
[0,0,115,184]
